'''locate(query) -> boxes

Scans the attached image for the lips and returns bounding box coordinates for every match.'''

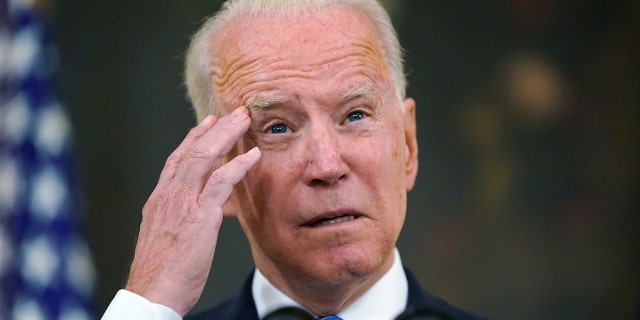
[305,211,361,227]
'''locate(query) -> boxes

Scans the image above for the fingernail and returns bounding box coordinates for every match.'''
[249,146,260,155]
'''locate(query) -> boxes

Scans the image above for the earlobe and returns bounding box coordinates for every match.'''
[403,98,419,191]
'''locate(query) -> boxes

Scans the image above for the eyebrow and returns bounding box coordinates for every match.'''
[245,82,378,110]
[246,96,288,110]
[342,82,378,101]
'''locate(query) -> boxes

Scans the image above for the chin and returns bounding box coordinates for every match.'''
[302,243,393,285]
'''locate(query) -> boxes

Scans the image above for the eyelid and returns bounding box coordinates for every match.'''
[264,118,290,133]
[342,106,372,123]
[348,110,366,120]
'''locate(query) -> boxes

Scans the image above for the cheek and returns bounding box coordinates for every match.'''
[350,134,407,212]
[352,134,403,177]
[242,151,303,216]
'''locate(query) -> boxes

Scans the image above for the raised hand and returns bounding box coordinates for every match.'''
[124,106,260,316]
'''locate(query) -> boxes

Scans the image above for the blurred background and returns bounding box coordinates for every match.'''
[1,0,638,319]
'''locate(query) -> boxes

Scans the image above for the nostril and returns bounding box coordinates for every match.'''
[309,172,346,186]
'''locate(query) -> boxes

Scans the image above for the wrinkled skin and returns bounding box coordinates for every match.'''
[125,5,418,317]
[126,108,260,316]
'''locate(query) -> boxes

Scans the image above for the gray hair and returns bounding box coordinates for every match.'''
[184,0,406,121]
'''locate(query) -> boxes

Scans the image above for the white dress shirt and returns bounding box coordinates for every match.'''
[254,248,408,320]
[102,248,408,320]
[102,289,182,320]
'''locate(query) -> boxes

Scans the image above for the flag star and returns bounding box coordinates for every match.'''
[9,25,41,77]
[12,296,46,320]
[0,93,32,144]
[30,166,68,220]
[21,234,60,289]
[0,157,24,213]
[35,103,70,157]
[59,303,92,320]
[64,237,96,297]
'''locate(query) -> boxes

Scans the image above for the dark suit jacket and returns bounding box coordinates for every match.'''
[186,267,486,320]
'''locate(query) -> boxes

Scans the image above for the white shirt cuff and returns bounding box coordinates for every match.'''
[101,289,182,320]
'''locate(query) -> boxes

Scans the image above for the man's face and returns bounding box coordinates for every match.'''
[213,6,418,289]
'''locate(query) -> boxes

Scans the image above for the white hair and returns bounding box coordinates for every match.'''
[184,0,406,121]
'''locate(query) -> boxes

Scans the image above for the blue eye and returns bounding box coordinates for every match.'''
[270,124,288,134]
[347,111,365,122]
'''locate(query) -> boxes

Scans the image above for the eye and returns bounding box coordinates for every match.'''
[347,111,366,122]
[270,123,288,134]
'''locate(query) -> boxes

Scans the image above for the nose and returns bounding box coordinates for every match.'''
[302,125,349,186]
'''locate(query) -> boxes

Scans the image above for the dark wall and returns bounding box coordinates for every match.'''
[55,1,639,319]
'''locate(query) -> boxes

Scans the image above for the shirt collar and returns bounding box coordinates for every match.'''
[252,248,408,320]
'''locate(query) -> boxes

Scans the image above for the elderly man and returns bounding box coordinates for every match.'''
[103,0,485,319]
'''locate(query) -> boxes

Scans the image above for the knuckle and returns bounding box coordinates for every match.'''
[165,150,183,166]
[154,192,169,206]
[186,145,210,160]
[141,200,157,219]
[213,116,246,135]
[208,170,228,185]
[186,123,208,139]
[142,191,168,215]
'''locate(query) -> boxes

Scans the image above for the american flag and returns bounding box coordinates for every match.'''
[0,0,96,319]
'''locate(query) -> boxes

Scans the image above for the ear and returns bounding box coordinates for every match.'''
[403,98,419,191]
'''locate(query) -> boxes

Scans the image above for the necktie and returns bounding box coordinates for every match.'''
[263,307,315,320]
[263,307,344,320]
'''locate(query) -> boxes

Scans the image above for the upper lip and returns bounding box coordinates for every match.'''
[302,209,363,227]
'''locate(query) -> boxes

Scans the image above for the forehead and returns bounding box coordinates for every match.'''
[209,6,391,110]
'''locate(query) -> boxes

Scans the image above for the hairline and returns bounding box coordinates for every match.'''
[185,0,406,121]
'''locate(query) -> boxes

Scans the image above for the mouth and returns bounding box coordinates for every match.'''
[305,212,360,228]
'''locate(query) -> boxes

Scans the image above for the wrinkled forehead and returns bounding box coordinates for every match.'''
[216,6,382,51]
[208,6,391,109]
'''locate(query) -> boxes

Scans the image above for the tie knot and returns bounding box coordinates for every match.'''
[263,307,344,320]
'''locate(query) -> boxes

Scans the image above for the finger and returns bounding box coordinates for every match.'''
[177,106,251,194]
[198,147,261,208]
[157,115,218,187]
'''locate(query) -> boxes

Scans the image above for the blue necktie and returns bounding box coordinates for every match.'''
[263,307,344,320]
